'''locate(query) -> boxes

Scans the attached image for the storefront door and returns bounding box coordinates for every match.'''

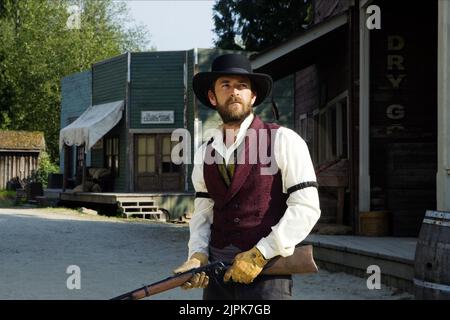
[134,134,183,192]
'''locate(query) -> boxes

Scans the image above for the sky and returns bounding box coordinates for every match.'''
[124,0,216,51]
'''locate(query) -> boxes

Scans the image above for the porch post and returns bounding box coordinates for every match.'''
[62,144,68,192]
[437,0,450,211]
[126,51,132,192]
[82,145,87,192]
[359,1,371,214]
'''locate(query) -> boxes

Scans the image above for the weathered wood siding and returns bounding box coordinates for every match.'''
[370,1,437,236]
[92,54,127,105]
[60,70,92,176]
[0,152,40,189]
[91,54,128,192]
[130,52,186,129]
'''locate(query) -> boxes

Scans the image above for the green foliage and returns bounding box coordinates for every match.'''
[213,0,314,52]
[0,0,151,164]
[213,0,243,50]
[35,151,59,187]
[0,189,16,199]
[0,189,16,207]
[22,151,59,187]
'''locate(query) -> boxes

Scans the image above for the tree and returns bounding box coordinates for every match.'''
[213,0,313,52]
[213,0,243,50]
[0,0,151,164]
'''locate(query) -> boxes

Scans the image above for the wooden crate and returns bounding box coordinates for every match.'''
[359,211,389,236]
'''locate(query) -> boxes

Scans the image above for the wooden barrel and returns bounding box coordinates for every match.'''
[414,210,450,299]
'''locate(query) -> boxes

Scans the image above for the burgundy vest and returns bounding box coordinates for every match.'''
[204,116,288,251]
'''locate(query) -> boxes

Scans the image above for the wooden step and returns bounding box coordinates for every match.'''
[123,210,166,221]
[116,197,157,203]
[121,207,160,213]
[120,205,159,209]
[117,201,156,207]
[117,196,166,222]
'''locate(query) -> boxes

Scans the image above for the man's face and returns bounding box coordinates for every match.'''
[207,75,257,123]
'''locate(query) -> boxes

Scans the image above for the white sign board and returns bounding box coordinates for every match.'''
[141,111,174,124]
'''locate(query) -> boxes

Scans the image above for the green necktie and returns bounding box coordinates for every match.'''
[217,150,237,187]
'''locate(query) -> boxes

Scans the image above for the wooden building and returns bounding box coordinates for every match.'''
[0,130,46,189]
[251,0,440,236]
[59,48,293,218]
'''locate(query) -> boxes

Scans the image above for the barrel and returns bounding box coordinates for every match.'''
[413,210,450,300]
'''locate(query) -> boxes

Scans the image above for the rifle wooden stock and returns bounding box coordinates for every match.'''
[262,244,318,275]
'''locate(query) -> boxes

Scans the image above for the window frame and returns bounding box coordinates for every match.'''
[316,91,349,165]
[104,136,120,177]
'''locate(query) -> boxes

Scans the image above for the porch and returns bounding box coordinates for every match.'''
[304,234,417,294]
[55,190,195,221]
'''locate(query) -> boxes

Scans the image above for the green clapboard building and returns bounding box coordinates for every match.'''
[59,49,293,217]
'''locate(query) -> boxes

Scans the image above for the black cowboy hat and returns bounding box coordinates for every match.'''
[192,54,273,109]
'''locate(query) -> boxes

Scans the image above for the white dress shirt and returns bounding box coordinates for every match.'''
[188,113,321,260]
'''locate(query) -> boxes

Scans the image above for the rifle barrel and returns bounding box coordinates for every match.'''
[110,261,227,300]
[111,272,193,300]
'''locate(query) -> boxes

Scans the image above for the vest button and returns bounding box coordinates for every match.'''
[234,203,240,209]
[233,217,240,224]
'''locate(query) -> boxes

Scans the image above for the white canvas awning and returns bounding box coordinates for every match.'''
[59,100,124,151]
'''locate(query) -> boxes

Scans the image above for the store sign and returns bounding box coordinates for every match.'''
[386,35,406,134]
[141,111,174,124]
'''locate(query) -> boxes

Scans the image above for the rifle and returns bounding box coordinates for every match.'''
[111,244,318,300]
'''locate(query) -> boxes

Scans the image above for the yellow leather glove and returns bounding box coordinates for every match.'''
[223,246,268,284]
[173,252,209,290]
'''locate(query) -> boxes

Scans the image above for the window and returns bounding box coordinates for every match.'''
[75,145,85,184]
[105,137,119,176]
[299,114,308,141]
[312,111,319,164]
[137,135,155,174]
[162,135,182,173]
[316,92,348,165]
[134,134,184,192]
[76,145,85,172]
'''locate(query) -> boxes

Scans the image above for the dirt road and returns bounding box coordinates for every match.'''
[0,207,413,300]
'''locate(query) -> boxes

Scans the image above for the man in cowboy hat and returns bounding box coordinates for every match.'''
[173,53,321,300]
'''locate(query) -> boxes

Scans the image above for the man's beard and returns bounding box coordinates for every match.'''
[216,96,253,124]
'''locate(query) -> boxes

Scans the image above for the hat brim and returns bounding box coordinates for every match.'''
[193,71,273,109]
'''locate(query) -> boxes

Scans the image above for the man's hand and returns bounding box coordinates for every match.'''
[223,246,268,284]
[173,252,209,290]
